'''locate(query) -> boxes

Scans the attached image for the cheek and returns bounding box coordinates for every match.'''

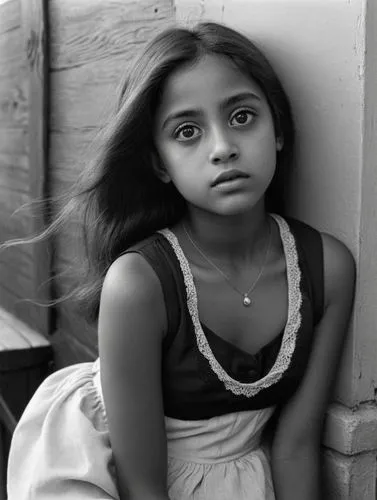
[157,141,183,169]
[159,143,203,179]
[259,123,279,159]
[262,146,278,183]
[246,134,278,187]
[243,130,277,164]
[169,169,199,195]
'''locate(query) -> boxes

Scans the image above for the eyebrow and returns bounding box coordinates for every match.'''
[161,91,261,129]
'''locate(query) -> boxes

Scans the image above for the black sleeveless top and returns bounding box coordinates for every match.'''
[126,215,324,420]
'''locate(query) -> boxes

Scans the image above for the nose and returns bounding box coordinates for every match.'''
[209,127,240,165]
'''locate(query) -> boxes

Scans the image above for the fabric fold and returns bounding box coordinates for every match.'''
[7,363,119,500]
[8,362,275,500]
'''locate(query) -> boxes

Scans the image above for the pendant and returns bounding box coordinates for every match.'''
[243,295,251,306]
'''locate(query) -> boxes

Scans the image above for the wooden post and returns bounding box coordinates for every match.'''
[21,0,51,336]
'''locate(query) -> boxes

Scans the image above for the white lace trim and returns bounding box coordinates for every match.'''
[158,214,302,398]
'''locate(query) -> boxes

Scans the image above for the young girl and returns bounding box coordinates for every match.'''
[7,22,355,500]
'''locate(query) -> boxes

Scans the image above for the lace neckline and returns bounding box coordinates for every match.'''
[158,214,302,398]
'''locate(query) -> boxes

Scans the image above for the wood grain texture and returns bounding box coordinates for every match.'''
[21,0,51,335]
[0,212,33,243]
[0,246,36,330]
[0,20,28,128]
[0,127,27,154]
[0,243,33,272]
[0,241,34,276]
[0,127,29,195]
[50,0,174,70]
[0,262,34,307]
[49,0,174,132]
[0,0,33,322]
[47,0,174,362]
[0,28,23,72]
[50,63,120,132]
[0,0,20,36]
[0,40,28,129]
[49,130,97,196]
[0,153,29,191]
[0,85,28,128]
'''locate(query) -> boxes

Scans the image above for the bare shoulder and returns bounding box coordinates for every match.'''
[320,232,356,308]
[99,251,168,347]
[103,251,164,303]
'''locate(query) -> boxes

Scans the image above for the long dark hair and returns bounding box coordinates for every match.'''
[8,22,295,323]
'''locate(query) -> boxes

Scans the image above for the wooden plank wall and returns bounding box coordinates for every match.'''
[21,0,51,336]
[0,0,35,326]
[48,0,174,367]
[0,0,50,336]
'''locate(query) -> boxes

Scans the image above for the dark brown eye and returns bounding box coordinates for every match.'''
[182,127,195,138]
[230,109,255,127]
[235,112,248,124]
[174,124,201,141]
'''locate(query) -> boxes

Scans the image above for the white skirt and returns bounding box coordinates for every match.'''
[7,360,275,499]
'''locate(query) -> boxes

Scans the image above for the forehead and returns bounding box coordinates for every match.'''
[157,54,266,119]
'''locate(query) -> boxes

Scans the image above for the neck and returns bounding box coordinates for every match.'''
[182,203,270,265]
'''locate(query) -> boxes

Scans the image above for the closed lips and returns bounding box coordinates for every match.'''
[211,170,250,187]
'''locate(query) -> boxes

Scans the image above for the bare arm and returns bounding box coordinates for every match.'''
[98,253,170,500]
[271,233,356,499]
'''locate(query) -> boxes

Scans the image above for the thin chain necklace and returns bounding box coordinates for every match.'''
[183,220,272,307]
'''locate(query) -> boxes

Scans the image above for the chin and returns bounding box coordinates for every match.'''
[214,195,262,217]
[188,192,264,218]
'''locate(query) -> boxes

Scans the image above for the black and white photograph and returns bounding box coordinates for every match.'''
[0,1,375,498]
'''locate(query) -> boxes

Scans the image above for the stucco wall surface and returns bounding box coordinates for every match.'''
[176,0,364,251]
[175,0,373,406]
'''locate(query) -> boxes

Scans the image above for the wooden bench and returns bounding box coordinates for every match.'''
[0,307,53,500]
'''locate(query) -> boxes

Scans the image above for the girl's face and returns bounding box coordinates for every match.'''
[153,54,282,218]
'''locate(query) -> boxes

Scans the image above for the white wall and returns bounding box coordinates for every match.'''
[175,0,374,406]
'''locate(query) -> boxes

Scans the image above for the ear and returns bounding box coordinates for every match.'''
[152,153,171,184]
[276,136,284,152]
